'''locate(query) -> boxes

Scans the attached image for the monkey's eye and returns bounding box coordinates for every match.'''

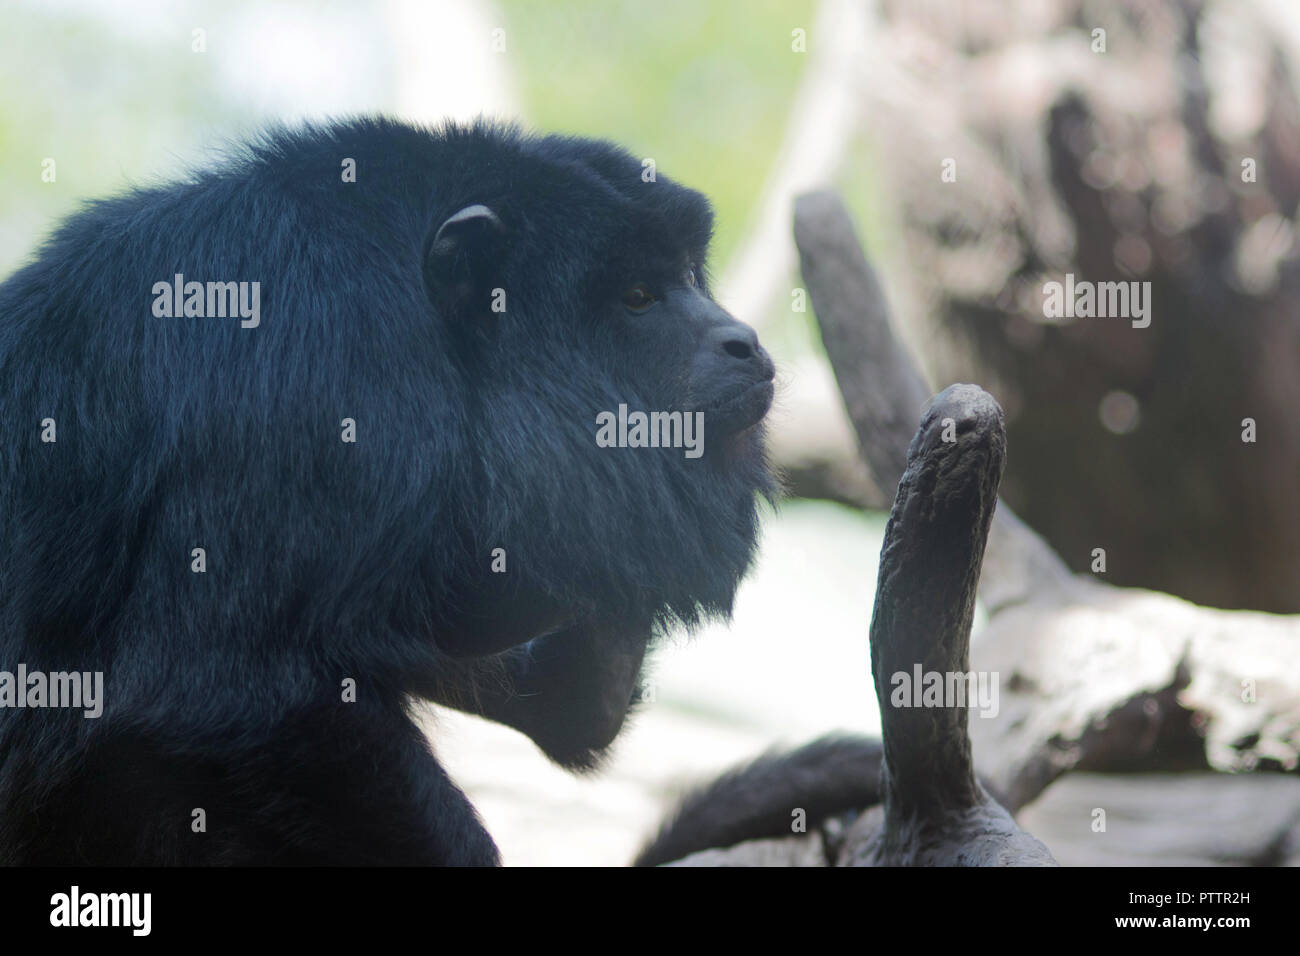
[685,268,697,288]
[622,282,656,313]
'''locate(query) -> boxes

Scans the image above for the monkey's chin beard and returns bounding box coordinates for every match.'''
[538,739,615,775]
[710,415,774,485]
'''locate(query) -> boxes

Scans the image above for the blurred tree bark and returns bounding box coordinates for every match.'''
[866,0,1300,611]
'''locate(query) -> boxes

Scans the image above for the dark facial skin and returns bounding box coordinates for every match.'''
[621,280,775,438]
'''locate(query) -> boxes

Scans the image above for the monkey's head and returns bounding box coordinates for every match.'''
[413,123,779,655]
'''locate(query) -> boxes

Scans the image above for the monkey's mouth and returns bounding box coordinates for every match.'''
[701,379,774,435]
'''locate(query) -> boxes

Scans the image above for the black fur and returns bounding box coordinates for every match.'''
[0,118,776,864]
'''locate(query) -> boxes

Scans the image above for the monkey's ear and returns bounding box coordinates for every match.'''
[423,204,507,316]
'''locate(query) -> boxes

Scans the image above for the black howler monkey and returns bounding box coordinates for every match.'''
[0,118,775,865]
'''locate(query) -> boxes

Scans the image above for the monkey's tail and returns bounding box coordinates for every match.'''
[632,735,883,867]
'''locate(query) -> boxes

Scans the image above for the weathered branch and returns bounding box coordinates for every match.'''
[794,189,1300,811]
[845,384,1054,865]
[792,190,932,495]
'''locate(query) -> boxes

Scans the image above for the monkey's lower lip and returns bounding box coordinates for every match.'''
[705,380,774,433]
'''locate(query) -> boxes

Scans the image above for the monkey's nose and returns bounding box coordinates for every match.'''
[713,325,775,380]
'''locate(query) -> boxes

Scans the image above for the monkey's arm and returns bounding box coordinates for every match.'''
[634,736,884,866]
